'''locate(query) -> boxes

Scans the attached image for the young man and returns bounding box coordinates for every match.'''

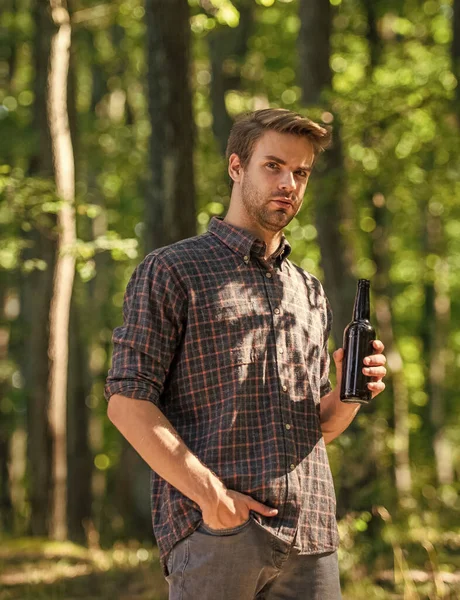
[105,108,386,599]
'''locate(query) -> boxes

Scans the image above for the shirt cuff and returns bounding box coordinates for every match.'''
[320,380,332,398]
[104,382,160,406]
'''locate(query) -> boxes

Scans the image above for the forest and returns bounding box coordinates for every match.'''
[0,0,459,598]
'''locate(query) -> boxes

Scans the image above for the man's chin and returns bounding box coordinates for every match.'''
[262,212,294,231]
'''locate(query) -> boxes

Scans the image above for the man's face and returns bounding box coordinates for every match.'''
[234,130,315,233]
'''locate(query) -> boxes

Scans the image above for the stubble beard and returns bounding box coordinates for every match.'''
[241,176,298,233]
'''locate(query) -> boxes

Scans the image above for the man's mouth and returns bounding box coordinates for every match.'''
[271,198,294,207]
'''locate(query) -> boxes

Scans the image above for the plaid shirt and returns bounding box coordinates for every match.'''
[105,216,339,573]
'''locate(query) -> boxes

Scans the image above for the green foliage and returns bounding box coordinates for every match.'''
[0,168,57,270]
[1,0,459,591]
[0,167,138,277]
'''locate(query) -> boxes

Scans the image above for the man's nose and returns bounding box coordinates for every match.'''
[278,171,296,192]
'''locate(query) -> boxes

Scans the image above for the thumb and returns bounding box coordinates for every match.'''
[333,348,344,366]
[246,496,278,517]
[333,348,344,378]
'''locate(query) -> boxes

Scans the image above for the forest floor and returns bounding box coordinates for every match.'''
[0,538,168,600]
[1,537,460,600]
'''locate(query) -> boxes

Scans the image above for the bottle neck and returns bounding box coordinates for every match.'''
[353,280,370,321]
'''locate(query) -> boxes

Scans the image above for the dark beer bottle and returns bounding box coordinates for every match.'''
[340,279,375,404]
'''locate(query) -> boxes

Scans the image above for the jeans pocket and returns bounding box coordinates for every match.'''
[165,548,174,577]
[199,517,252,536]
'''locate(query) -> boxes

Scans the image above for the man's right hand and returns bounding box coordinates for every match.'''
[200,486,278,530]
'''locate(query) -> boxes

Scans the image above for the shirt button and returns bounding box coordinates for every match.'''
[274,308,280,315]
[282,385,288,392]
[290,464,296,471]
[265,272,272,278]
[279,348,284,354]
[243,255,249,263]
[285,424,291,430]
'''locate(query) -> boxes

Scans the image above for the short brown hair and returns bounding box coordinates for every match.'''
[225,108,332,177]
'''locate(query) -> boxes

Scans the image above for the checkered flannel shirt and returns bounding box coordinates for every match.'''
[105,216,339,573]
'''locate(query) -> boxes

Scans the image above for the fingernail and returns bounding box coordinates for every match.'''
[270,509,278,514]
[364,358,370,365]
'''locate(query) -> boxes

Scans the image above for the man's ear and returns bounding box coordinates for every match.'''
[228,153,243,185]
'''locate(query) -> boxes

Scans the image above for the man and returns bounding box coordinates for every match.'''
[105,108,386,599]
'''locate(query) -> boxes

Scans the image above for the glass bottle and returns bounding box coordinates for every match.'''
[340,279,375,404]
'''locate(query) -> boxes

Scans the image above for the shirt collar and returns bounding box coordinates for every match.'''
[208,216,292,269]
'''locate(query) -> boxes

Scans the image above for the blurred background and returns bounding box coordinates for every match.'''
[0,0,459,598]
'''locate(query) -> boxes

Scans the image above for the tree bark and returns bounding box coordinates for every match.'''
[47,0,77,541]
[144,0,197,252]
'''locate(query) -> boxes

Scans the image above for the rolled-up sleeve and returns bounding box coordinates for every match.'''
[104,253,187,405]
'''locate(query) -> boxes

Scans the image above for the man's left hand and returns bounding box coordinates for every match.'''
[362,339,386,397]
[333,339,387,398]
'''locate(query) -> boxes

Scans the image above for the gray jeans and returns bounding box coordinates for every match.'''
[165,516,342,600]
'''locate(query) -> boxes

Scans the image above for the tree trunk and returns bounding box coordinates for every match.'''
[22,237,55,536]
[6,0,19,92]
[452,0,460,106]
[64,9,93,542]
[362,0,383,72]
[22,0,55,536]
[1,1,21,533]
[208,0,254,154]
[74,95,113,543]
[429,260,452,485]
[67,292,93,543]
[298,0,356,344]
[0,282,14,533]
[422,211,453,485]
[312,131,357,344]
[364,3,412,505]
[47,0,77,541]
[298,0,331,105]
[374,294,412,501]
[113,0,197,537]
[144,0,197,252]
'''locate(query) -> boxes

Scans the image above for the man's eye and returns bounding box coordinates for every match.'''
[266,163,279,170]
[295,171,308,178]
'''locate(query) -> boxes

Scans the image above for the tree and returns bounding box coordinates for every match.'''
[47,0,77,540]
[144,0,197,252]
[22,0,55,537]
[452,0,460,107]
[363,0,412,504]
[207,0,254,154]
